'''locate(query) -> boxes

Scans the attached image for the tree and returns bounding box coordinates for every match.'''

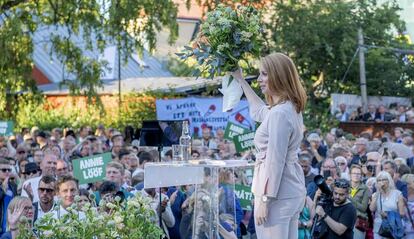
[267,0,414,130]
[0,0,179,118]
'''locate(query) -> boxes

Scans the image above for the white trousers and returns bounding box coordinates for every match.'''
[254,196,305,239]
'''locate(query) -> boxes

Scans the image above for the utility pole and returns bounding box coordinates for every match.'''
[118,47,121,115]
[358,28,368,113]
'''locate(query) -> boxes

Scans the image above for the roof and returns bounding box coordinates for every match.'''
[38,77,222,95]
[32,26,172,83]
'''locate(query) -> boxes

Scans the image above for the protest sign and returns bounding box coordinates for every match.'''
[0,121,14,136]
[72,153,112,184]
[233,131,255,153]
[156,97,255,137]
[234,184,253,210]
[223,122,249,140]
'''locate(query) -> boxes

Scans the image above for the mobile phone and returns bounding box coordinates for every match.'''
[323,170,331,178]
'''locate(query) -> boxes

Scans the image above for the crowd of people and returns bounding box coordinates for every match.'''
[1,122,414,239]
[335,103,414,123]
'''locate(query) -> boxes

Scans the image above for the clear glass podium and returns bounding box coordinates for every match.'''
[144,159,253,239]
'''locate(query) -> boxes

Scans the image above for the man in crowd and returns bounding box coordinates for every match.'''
[335,103,350,122]
[22,154,58,202]
[32,149,44,166]
[315,179,357,239]
[53,175,84,219]
[375,105,394,122]
[299,153,316,187]
[0,159,17,236]
[350,138,368,165]
[56,159,71,178]
[308,158,340,199]
[140,187,175,239]
[363,104,377,121]
[33,175,56,222]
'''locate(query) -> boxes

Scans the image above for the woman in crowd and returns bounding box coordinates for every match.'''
[298,196,314,239]
[0,196,34,239]
[348,165,370,239]
[369,171,405,239]
[335,156,350,180]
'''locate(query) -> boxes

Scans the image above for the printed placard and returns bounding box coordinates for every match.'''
[0,121,14,136]
[72,153,112,184]
[223,122,250,141]
[234,184,253,210]
[233,131,255,153]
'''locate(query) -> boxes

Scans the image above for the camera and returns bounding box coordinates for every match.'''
[360,155,367,165]
[311,175,333,238]
[367,165,375,173]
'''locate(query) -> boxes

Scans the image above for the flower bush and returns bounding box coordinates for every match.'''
[17,195,163,239]
[177,4,265,80]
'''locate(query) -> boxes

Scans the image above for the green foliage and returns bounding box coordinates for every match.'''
[0,0,179,109]
[178,4,266,79]
[14,91,185,132]
[268,0,414,130]
[18,195,163,239]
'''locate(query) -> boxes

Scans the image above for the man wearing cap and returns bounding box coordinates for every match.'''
[22,154,57,202]
[24,162,40,180]
[36,131,48,149]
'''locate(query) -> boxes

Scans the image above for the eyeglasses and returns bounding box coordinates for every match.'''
[38,188,54,193]
[377,178,388,182]
[337,162,347,166]
[0,168,11,173]
[24,170,38,175]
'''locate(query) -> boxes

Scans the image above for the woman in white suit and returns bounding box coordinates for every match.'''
[232,53,307,239]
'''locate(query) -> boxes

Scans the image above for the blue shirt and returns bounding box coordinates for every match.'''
[2,186,14,234]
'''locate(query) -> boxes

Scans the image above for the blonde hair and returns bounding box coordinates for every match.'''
[260,53,307,113]
[402,174,414,184]
[7,196,32,225]
[376,171,396,191]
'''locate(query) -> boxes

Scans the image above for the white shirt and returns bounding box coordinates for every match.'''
[51,205,86,220]
[21,176,42,202]
[36,201,57,222]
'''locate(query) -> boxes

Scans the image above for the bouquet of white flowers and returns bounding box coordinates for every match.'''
[17,195,163,239]
[177,4,265,111]
[178,4,265,78]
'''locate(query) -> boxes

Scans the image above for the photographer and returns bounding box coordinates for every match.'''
[315,179,357,239]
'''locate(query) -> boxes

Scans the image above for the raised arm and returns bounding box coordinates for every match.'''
[231,68,268,122]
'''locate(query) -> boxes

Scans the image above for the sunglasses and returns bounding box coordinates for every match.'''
[0,168,11,173]
[24,170,38,175]
[337,162,347,166]
[17,151,27,154]
[38,188,54,193]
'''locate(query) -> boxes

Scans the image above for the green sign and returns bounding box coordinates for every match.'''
[72,153,112,184]
[233,131,255,153]
[0,121,14,136]
[234,184,253,210]
[223,122,249,140]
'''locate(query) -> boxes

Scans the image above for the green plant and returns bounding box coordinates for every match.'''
[17,195,163,239]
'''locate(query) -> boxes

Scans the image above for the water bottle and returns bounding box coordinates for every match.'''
[179,121,192,161]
